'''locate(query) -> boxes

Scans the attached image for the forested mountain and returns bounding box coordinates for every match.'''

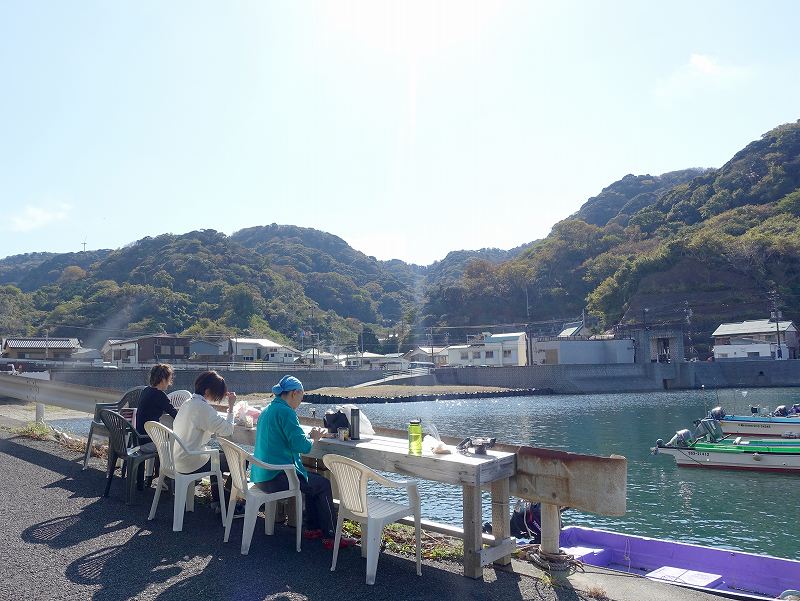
[3,119,800,357]
[0,250,111,290]
[423,120,800,356]
[574,169,708,227]
[231,224,420,323]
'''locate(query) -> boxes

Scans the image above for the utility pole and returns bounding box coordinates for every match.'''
[770,291,783,359]
[684,300,694,359]
[427,328,434,365]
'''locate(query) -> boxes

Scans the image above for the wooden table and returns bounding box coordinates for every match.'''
[232,423,516,578]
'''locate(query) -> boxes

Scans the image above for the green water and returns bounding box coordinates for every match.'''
[298,387,800,560]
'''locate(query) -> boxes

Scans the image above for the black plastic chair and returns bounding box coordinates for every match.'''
[82,386,146,470]
[98,409,157,504]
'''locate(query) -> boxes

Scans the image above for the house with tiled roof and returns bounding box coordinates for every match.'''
[2,337,81,360]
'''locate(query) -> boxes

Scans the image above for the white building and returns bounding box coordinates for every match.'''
[713,343,788,361]
[712,319,798,360]
[403,347,449,367]
[530,337,634,365]
[296,348,339,367]
[228,338,299,363]
[447,332,527,367]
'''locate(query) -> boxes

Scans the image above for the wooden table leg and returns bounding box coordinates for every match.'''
[490,477,511,566]
[462,484,483,579]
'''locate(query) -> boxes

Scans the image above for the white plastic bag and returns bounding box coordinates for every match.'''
[423,434,451,454]
[231,400,262,427]
[338,403,375,436]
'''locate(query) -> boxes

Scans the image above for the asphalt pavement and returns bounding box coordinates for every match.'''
[0,405,724,601]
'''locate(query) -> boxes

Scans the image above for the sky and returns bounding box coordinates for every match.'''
[1,1,799,266]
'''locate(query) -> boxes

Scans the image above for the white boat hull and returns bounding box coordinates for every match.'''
[719,416,800,437]
[656,446,800,472]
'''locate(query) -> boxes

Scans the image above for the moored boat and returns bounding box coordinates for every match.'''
[560,525,800,600]
[709,405,800,438]
[653,418,800,472]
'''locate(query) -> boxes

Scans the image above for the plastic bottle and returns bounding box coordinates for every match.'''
[408,419,422,456]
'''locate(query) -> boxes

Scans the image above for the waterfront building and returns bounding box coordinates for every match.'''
[106,335,191,365]
[712,319,797,360]
[447,332,526,367]
[227,337,299,363]
[1,337,81,360]
[403,346,449,367]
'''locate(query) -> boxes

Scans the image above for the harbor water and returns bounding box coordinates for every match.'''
[297,387,800,561]
[50,387,799,560]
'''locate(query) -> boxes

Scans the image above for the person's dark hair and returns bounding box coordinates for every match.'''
[149,363,174,387]
[194,370,226,401]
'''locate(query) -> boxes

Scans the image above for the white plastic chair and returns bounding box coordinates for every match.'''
[217,438,303,555]
[323,454,421,585]
[167,389,192,410]
[143,421,227,532]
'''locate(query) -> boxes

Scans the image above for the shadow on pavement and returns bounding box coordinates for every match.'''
[6,433,547,601]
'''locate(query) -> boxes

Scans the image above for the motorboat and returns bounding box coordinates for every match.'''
[709,405,800,438]
[653,418,800,473]
[561,525,800,600]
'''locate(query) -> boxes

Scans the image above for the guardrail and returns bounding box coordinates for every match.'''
[0,373,118,414]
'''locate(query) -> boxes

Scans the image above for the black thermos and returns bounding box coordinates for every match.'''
[350,407,360,440]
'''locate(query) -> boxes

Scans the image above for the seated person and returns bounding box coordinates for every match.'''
[135,363,178,436]
[252,375,354,548]
[172,370,237,509]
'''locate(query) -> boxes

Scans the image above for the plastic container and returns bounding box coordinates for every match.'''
[408,419,422,456]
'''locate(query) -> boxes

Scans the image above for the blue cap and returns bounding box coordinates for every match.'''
[272,375,304,396]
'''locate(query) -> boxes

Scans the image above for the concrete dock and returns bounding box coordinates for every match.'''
[0,401,726,601]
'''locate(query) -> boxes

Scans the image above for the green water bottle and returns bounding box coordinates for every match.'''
[408,419,422,456]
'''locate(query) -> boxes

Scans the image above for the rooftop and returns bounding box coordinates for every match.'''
[3,337,81,350]
[712,319,796,337]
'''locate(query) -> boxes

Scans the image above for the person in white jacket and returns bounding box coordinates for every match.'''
[172,370,236,507]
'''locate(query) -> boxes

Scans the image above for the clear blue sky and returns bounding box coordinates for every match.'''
[2,1,799,265]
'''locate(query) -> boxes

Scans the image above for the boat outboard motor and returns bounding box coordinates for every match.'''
[698,417,724,442]
[669,429,695,448]
[751,405,759,415]
[791,404,800,415]
[773,405,789,417]
[710,406,726,420]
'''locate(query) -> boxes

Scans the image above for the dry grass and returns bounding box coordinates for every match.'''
[15,421,52,440]
[15,421,109,459]
[341,520,463,561]
[585,585,608,599]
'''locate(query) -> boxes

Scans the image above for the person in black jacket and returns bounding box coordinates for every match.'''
[136,363,178,435]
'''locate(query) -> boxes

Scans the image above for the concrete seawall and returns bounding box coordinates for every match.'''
[49,368,381,394]
[49,360,800,395]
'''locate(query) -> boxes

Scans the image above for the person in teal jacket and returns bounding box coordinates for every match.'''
[252,375,350,546]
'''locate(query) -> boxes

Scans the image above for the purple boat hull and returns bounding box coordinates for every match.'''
[560,526,800,600]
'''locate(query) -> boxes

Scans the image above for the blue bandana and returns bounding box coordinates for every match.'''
[272,375,304,396]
